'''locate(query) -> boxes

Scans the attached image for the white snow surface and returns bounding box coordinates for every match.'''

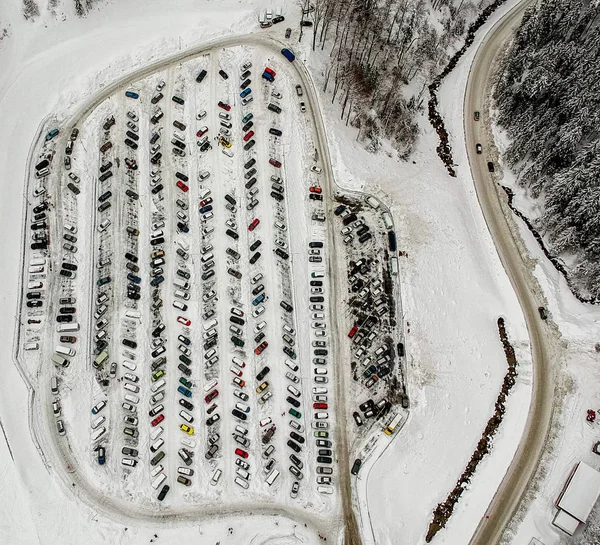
[2,0,598,544]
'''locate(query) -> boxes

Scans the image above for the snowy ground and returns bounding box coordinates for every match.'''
[2,0,597,544]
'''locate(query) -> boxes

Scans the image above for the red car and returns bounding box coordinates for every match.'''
[218,101,231,111]
[254,341,269,355]
[348,325,358,338]
[269,158,282,168]
[151,414,165,427]
[176,180,189,192]
[248,218,260,231]
[199,196,213,208]
[243,130,254,142]
[205,389,219,403]
[313,403,328,409]
[309,186,322,194]
[264,67,276,77]
[177,316,191,326]
[196,126,208,137]
[235,448,249,459]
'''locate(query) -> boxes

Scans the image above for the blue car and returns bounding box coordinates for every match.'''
[127,273,141,284]
[281,48,295,62]
[97,447,106,465]
[45,128,59,141]
[177,385,192,398]
[252,293,265,306]
[125,90,139,99]
[240,88,252,98]
[199,204,213,214]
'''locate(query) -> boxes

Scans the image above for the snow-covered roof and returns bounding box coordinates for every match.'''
[552,509,581,536]
[557,462,600,523]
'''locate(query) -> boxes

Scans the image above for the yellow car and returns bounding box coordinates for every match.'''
[219,136,232,148]
[256,381,269,393]
[180,424,194,435]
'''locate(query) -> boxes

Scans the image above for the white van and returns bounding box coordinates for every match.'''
[91,427,107,441]
[203,318,218,332]
[313,387,328,394]
[151,473,167,490]
[91,416,105,429]
[285,359,299,372]
[27,281,43,290]
[30,257,46,266]
[236,468,249,480]
[124,382,140,394]
[317,486,334,494]
[124,393,139,405]
[173,278,189,290]
[152,378,166,393]
[211,469,222,485]
[150,426,164,441]
[265,469,280,486]
[24,342,39,351]
[51,354,69,367]
[203,378,218,392]
[57,323,80,333]
[56,345,76,357]
[122,360,136,371]
[234,476,249,489]
[199,188,211,200]
[98,219,111,232]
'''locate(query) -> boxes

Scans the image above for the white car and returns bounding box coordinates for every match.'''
[313,322,326,329]
[156,80,166,91]
[127,121,138,132]
[311,166,322,174]
[196,110,207,120]
[252,306,266,318]
[312,313,325,320]
[275,239,288,250]
[254,321,267,334]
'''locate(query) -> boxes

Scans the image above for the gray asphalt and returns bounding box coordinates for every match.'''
[464,1,556,544]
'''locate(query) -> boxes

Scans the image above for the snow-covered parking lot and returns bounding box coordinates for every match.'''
[17,44,342,517]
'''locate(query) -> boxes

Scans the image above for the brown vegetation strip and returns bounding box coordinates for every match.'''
[425,317,518,542]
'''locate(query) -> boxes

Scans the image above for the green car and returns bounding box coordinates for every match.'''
[314,431,329,438]
[179,377,192,389]
[152,369,165,382]
[283,346,296,360]
[242,112,253,124]
[289,408,302,419]
[97,276,111,287]
[231,336,245,347]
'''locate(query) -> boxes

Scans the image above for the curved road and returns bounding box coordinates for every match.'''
[464,1,555,544]
[15,32,361,542]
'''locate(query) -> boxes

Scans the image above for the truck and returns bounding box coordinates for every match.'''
[384,414,402,435]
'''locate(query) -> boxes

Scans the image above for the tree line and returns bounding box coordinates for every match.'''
[493,0,600,300]
[302,0,493,158]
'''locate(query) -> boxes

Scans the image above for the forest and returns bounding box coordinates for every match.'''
[493,0,600,300]
[302,0,492,158]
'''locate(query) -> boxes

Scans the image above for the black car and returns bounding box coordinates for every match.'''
[218,69,229,79]
[178,363,191,376]
[26,292,41,300]
[56,315,73,323]
[179,398,194,411]
[245,178,257,190]
[309,241,324,248]
[196,69,207,83]
[289,453,303,468]
[231,408,247,421]
[122,339,137,349]
[242,121,253,132]
[269,128,283,136]
[244,158,256,170]
[172,95,184,105]
[152,324,166,338]
[150,152,163,165]
[124,138,138,150]
[126,190,139,200]
[256,366,270,381]
[271,191,284,202]
[151,183,164,195]
[244,139,256,151]
[286,396,300,408]
[240,78,251,90]
[176,268,191,279]
[249,252,261,265]
[157,484,170,501]
[230,316,245,326]
[33,203,48,214]
[179,354,191,365]
[290,431,305,444]
[272,15,285,24]
[122,447,138,457]
[27,300,43,308]
[151,92,164,104]
[287,439,301,453]
[487,161,495,172]
[280,301,293,312]
[351,458,362,475]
